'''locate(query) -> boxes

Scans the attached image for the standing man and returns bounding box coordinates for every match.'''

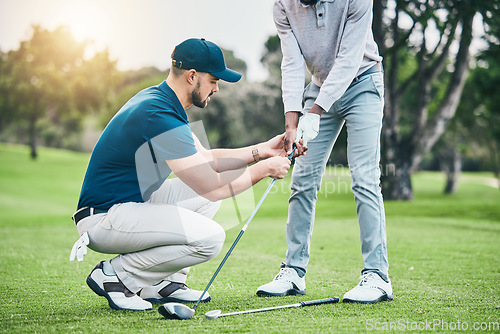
[70,38,292,311]
[256,0,392,303]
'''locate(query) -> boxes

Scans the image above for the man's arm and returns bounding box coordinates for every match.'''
[167,151,291,202]
[274,0,305,115]
[274,0,308,155]
[193,133,287,172]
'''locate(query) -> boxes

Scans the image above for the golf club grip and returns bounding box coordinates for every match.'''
[288,146,296,160]
[300,297,340,307]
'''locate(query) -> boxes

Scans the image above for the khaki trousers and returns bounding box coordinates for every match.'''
[76,178,224,293]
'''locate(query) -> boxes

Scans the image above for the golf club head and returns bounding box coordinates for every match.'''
[158,302,195,320]
[204,309,222,320]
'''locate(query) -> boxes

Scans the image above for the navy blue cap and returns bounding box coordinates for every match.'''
[171,38,242,83]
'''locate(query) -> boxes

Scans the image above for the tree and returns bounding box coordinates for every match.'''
[0,25,119,158]
[373,0,498,199]
[445,9,500,189]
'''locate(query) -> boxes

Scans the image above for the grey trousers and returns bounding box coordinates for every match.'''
[76,178,224,293]
[286,72,389,282]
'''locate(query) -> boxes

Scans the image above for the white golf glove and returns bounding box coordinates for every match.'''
[69,232,89,262]
[295,112,320,146]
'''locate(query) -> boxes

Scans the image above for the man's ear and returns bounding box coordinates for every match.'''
[186,69,197,85]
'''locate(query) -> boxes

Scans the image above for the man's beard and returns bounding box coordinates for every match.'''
[191,82,211,108]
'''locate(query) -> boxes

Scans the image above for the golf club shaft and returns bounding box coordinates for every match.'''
[193,147,295,311]
[218,303,301,318]
[193,178,277,310]
[217,297,339,318]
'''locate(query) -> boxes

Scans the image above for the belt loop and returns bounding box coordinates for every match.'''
[90,207,94,216]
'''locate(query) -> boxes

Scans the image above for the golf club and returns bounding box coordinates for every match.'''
[159,148,296,320]
[204,297,340,320]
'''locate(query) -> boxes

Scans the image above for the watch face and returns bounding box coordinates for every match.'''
[300,0,319,5]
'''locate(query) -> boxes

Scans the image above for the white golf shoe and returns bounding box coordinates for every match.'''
[86,261,152,311]
[139,280,210,304]
[256,267,306,297]
[343,272,393,304]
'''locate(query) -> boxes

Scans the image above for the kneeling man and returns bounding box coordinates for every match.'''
[70,38,292,311]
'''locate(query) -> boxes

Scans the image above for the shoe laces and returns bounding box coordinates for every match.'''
[359,272,378,286]
[275,268,297,281]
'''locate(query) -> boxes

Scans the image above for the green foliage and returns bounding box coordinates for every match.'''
[433,2,500,176]
[378,0,500,199]
[191,79,285,149]
[0,25,119,156]
[261,35,282,79]
[451,59,500,174]
[1,144,499,332]
[1,17,498,178]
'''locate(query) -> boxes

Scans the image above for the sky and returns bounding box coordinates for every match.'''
[0,0,278,81]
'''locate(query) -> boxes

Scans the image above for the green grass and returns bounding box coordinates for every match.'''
[1,143,499,333]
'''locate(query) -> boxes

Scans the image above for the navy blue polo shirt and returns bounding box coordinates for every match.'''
[77,81,197,211]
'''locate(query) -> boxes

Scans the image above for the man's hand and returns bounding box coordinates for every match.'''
[295,104,323,146]
[263,156,291,179]
[261,133,286,158]
[284,111,306,157]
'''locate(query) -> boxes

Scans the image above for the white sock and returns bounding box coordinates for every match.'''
[102,260,116,276]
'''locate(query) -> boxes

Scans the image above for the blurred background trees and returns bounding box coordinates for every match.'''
[1,0,499,198]
[0,25,119,158]
[374,0,499,199]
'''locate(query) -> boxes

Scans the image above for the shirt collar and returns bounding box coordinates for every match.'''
[158,81,189,123]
